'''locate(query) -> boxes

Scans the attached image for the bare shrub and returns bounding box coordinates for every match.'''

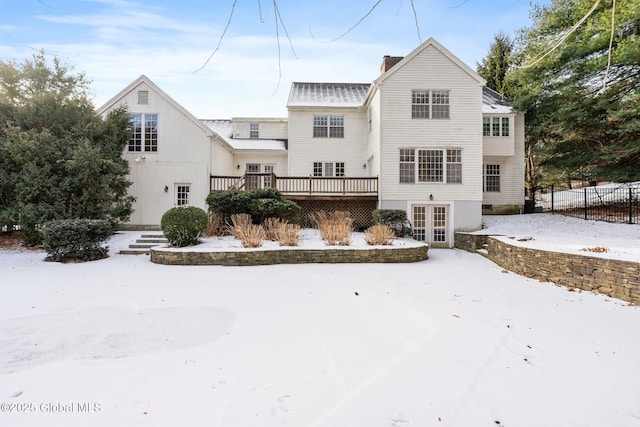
[310,210,352,246]
[263,217,283,241]
[364,224,395,245]
[205,211,225,236]
[275,222,301,246]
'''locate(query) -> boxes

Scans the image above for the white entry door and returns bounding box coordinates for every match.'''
[411,205,449,248]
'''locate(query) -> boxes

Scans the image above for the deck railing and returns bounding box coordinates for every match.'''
[210,173,378,197]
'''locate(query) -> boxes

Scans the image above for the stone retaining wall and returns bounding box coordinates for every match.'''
[487,237,640,305]
[151,245,428,266]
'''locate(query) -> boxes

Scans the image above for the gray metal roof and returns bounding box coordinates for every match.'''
[482,86,515,114]
[287,82,371,108]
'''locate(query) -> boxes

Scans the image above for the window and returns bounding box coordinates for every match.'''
[399,149,415,183]
[483,117,510,136]
[250,123,259,138]
[400,148,461,183]
[176,184,190,206]
[137,90,149,104]
[129,113,158,152]
[313,162,345,177]
[313,115,344,138]
[484,164,501,192]
[412,90,450,119]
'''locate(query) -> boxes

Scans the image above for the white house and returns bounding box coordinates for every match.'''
[98,38,525,247]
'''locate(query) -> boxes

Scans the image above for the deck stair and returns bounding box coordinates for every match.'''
[120,233,168,255]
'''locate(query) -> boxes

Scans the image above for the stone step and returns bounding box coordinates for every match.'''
[141,234,165,239]
[129,243,162,249]
[137,239,168,243]
[119,249,151,255]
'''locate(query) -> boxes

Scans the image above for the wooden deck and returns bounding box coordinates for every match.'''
[210,173,378,199]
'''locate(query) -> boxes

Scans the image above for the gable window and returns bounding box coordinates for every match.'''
[137,90,149,104]
[313,115,344,138]
[412,90,450,119]
[129,113,158,152]
[175,184,190,206]
[483,117,510,136]
[484,164,501,192]
[250,123,259,138]
[313,162,345,177]
[399,148,462,184]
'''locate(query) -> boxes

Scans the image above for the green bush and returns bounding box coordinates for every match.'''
[248,198,300,224]
[206,189,299,226]
[42,219,113,262]
[160,206,208,247]
[372,209,410,237]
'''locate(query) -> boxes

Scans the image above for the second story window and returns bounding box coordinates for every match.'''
[412,90,450,119]
[313,115,344,138]
[400,148,462,184]
[483,117,510,136]
[129,113,158,152]
[250,123,259,138]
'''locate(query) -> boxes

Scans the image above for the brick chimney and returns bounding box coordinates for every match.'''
[380,56,404,73]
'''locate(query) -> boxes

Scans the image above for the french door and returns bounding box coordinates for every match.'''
[412,204,449,247]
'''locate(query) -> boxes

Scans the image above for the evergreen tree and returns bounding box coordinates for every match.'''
[477,32,513,95]
[0,52,134,243]
[509,0,640,183]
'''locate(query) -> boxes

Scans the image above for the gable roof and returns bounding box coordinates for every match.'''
[287,82,371,109]
[201,120,287,152]
[374,37,487,86]
[96,75,234,150]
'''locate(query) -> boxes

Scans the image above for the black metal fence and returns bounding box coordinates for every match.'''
[536,182,639,224]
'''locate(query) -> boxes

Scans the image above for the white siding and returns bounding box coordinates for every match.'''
[287,108,367,176]
[365,91,382,179]
[378,45,484,205]
[232,119,288,140]
[107,81,216,226]
[482,112,525,211]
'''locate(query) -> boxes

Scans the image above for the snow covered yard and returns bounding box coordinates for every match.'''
[1,214,640,427]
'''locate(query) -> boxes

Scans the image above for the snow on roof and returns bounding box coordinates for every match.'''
[482,86,515,114]
[201,119,287,152]
[287,82,371,108]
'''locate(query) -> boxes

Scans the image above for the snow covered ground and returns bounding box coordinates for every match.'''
[1,213,639,427]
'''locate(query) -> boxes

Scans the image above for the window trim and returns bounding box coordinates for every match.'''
[313,161,345,177]
[129,113,158,152]
[313,115,344,138]
[399,148,462,184]
[175,184,191,206]
[250,123,259,139]
[483,116,510,137]
[411,90,450,119]
[483,164,501,192]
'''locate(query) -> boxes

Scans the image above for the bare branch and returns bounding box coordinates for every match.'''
[410,0,422,43]
[448,0,469,8]
[195,0,238,73]
[274,1,298,59]
[272,0,282,93]
[309,0,385,43]
[601,0,616,92]
[257,0,266,23]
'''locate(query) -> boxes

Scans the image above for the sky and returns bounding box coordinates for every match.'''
[1,0,550,118]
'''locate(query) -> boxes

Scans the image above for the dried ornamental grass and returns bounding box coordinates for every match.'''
[205,211,225,237]
[310,211,352,246]
[263,217,283,241]
[364,224,395,245]
[228,213,252,239]
[235,223,266,248]
[275,223,301,246]
[580,246,608,253]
